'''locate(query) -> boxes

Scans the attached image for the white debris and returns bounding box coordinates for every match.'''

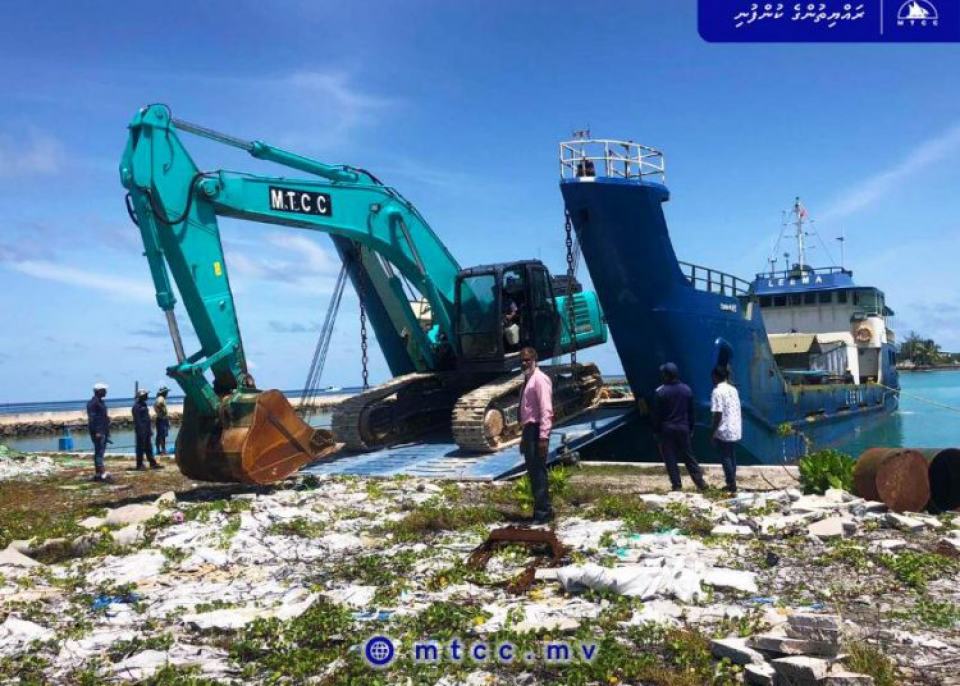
[0,450,60,480]
[710,524,753,537]
[321,585,378,608]
[0,545,42,569]
[538,560,757,602]
[88,549,166,585]
[104,504,160,526]
[0,617,55,651]
[79,516,106,529]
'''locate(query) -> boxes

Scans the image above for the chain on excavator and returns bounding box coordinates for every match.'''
[121,105,609,482]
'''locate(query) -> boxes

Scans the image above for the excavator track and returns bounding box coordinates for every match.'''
[331,372,464,451]
[451,363,603,453]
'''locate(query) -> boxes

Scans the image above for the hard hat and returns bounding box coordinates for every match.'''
[137,389,149,397]
[93,382,108,391]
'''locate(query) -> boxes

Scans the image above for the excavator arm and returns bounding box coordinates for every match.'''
[120,104,462,482]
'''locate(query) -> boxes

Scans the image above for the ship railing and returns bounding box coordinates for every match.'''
[559,139,665,182]
[758,265,852,280]
[679,261,751,297]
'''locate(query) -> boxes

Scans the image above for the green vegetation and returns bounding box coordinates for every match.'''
[512,465,571,508]
[899,331,950,367]
[876,550,959,591]
[384,497,503,541]
[844,640,900,686]
[265,516,326,538]
[798,448,855,494]
[106,633,174,662]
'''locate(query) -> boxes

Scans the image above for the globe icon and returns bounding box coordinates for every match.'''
[364,636,395,668]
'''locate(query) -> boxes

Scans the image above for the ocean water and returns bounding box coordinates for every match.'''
[832,369,960,456]
[5,372,959,458]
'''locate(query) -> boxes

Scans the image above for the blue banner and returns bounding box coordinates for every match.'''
[699,0,959,41]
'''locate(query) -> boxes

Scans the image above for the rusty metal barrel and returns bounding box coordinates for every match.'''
[920,448,960,512]
[853,448,930,513]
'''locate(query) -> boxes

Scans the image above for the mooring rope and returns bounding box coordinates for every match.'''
[879,382,960,415]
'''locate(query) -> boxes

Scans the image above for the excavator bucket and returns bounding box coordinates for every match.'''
[175,390,336,484]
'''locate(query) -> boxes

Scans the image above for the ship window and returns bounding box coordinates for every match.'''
[818,291,832,304]
[790,294,802,306]
[774,295,787,307]
[852,291,860,306]
[837,291,848,304]
[804,292,816,305]
[759,296,772,307]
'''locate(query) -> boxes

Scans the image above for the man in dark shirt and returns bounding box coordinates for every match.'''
[86,383,112,482]
[132,390,162,471]
[652,362,707,491]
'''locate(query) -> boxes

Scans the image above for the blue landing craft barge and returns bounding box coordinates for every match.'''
[559,139,899,463]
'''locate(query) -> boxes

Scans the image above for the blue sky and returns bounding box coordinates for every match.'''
[1,1,958,402]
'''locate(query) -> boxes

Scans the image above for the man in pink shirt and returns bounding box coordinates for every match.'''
[519,347,554,524]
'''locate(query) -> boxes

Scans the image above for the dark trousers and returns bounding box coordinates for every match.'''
[135,433,155,467]
[659,428,705,490]
[91,434,107,471]
[521,423,552,519]
[717,440,738,491]
[155,418,169,453]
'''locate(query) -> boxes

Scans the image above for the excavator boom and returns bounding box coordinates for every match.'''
[121,104,607,483]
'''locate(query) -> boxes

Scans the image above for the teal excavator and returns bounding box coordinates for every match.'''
[120,104,607,484]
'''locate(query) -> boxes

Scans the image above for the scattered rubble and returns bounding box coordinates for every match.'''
[0,445,61,480]
[0,467,957,684]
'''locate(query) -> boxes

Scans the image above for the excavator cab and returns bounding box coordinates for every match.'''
[454,260,562,372]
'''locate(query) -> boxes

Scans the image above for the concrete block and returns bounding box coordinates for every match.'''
[771,655,831,683]
[820,672,875,685]
[786,614,841,642]
[748,633,839,656]
[884,513,925,532]
[808,517,847,539]
[710,637,766,666]
[745,662,776,685]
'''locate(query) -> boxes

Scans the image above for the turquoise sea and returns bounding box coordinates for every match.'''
[5,371,960,457]
[833,369,960,456]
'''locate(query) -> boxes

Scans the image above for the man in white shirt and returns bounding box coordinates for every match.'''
[710,367,742,493]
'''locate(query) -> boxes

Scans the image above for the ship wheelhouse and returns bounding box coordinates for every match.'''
[751,264,895,385]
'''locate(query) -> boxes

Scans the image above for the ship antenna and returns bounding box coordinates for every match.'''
[794,197,806,271]
[837,228,845,269]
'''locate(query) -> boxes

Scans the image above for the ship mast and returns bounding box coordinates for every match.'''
[794,197,806,270]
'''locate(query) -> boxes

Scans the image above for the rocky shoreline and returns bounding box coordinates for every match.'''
[0,397,350,438]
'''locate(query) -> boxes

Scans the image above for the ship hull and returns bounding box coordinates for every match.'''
[561,178,899,464]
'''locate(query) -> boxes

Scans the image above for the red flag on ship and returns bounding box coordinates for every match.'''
[797,203,807,219]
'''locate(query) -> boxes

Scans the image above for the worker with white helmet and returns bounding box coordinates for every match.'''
[86,382,112,482]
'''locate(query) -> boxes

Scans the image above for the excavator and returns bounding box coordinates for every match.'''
[120,104,608,484]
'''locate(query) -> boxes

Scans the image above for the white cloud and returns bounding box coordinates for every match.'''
[267,233,339,274]
[9,260,154,301]
[0,127,65,177]
[820,121,960,221]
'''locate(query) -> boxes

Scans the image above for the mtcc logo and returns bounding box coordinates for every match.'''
[897,0,938,26]
[362,635,397,669]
